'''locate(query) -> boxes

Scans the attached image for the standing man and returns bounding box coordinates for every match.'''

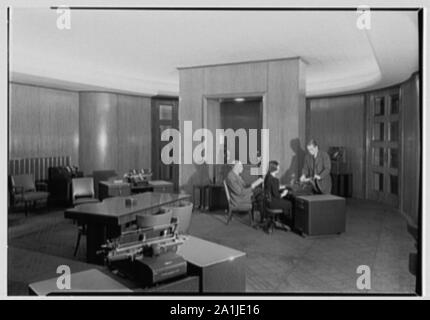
[300,139,332,194]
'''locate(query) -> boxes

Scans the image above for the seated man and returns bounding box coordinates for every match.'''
[225,161,263,208]
[300,139,332,194]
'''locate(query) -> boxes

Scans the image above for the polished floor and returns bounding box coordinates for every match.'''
[8,199,416,295]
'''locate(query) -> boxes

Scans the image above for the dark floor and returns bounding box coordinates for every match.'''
[8,199,416,295]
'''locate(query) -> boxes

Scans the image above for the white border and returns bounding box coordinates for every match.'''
[0,0,428,300]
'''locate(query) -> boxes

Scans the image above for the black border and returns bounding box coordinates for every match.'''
[6,6,424,298]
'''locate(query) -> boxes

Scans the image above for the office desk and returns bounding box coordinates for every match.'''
[99,181,131,200]
[29,236,245,295]
[28,269,200,295]
[65,192,190,264]
[177,236,246,293]
[28,269,132,296]
[148,180,174,193]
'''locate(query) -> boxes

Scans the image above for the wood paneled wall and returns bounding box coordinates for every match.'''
[307,94,366,199]
[117,94,152,175]
[79,92,151,176]
[79,92,118,174]
[308,73,420,205]
[178,58,306,193]
[400,73,420,226]
[9,83,79,164]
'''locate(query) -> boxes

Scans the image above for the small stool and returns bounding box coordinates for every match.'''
[265,208,284,234]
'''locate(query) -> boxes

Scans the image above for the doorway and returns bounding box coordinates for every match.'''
[366,88,401,207]
[203,94,266,184]
[151,96,179,190]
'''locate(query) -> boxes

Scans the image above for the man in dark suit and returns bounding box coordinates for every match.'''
[225,161,263,208]
[300,139,332,194]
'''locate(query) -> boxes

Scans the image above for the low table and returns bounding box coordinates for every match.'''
[177,236,246,292]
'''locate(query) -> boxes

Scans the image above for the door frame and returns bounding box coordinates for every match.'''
[365,87,402,207]
[151,96,179,191]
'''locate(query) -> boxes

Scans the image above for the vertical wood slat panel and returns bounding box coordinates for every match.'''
[9,83,79,163]
[8,156,72,181]
[400,74,420,226]
[117,94,152,176]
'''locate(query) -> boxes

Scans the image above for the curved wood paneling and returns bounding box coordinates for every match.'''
[79,92,118,174]
[308,94,366,199]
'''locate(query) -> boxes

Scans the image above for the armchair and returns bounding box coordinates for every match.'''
[223,180,254,226]
[9,174,49,216]
[71,177,99,206]
[71,177,99,256]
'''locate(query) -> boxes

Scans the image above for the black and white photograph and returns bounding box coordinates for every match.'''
[1,1,427,301]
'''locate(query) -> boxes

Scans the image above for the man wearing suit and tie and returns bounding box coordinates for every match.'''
[225,161,263,208]
[300,139,332,194]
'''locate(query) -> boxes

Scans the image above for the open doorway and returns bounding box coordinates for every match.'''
[204,94,265,185]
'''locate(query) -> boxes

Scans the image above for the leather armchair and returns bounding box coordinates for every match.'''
[48,166,83,206]
[92,170,118,200]
[71,177,99,206]
[9,174,49,216]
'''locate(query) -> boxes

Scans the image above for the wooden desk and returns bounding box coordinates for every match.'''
[29,236,246,295]
[28,269,199,295]
[65,192,190,264]
[177,236,246,293]
[148,180,174,193]
[28,269,132,296]
[99,181,131,200]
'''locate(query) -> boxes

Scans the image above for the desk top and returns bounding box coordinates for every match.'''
[149,180,174,187]
[28,269,132,296]
[296,194,345,202]
[99,181,130,187]
[178,236,246,268]
[65,192,190,224]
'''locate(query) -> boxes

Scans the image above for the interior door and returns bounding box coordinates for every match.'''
[367,89,401,207]
[151,97,179,190]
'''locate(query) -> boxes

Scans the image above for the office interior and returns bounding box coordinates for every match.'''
[7,8,421,295]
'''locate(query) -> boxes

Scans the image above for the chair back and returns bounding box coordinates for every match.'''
[166,201,193,234]
[136,208,173,228]
[10,174,36,192]
[72,177,95,200]
[92,170,117,198]
[223,180,232,209]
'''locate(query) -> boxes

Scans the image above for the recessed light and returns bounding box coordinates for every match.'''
[234,98,245,102]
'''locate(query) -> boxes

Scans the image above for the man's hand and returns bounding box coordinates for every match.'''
[281,189,288,198]
[300,175,310,183]
[251,177,264,189]
[314,174,321,180]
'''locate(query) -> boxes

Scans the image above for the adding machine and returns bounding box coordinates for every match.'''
[98,219,188,288]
